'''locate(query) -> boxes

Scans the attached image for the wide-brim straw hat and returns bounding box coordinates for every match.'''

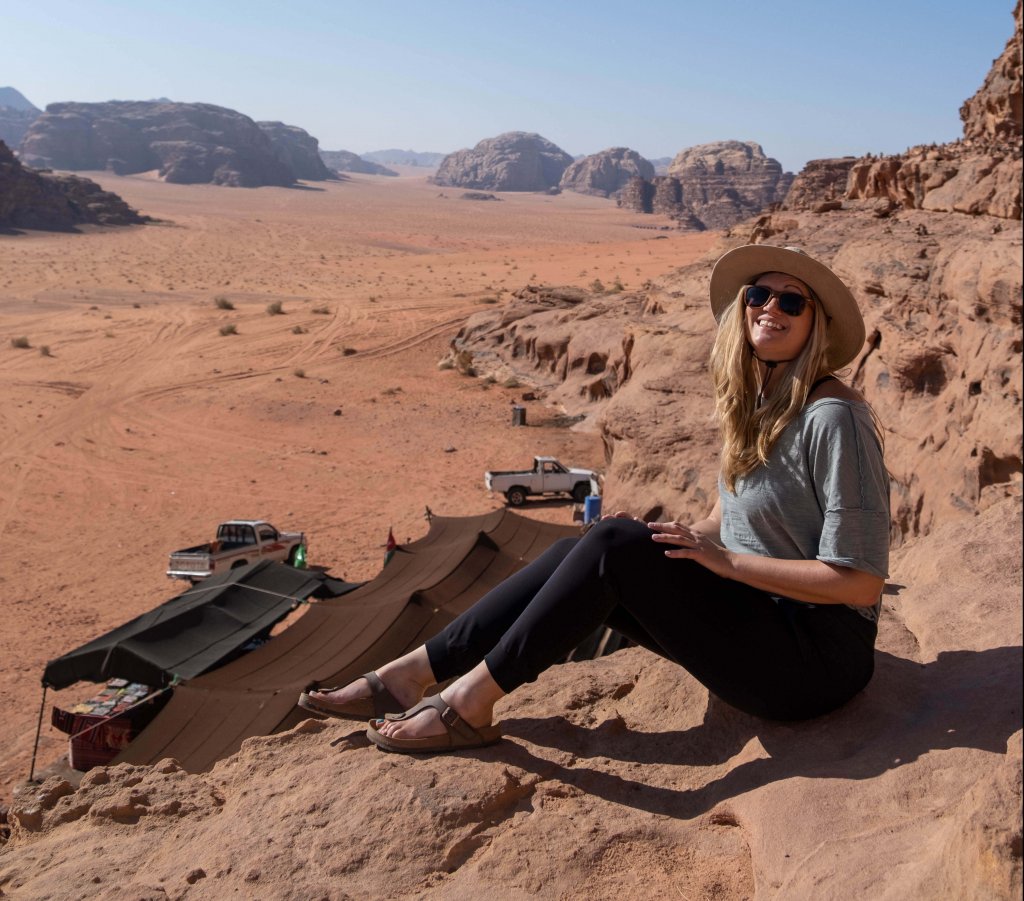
[709,244,866,371]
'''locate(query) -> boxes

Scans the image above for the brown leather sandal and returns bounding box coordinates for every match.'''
[366,695,502,754]
[297,672,404,720]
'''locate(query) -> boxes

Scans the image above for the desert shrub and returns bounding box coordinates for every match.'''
[341,347,358,356]
[293,368,306,378]
[214,296,235,310]
[132,303,141,309]
[266,301,284,315]
[589,278,606,293]
[311,305,331,315]
[291,325,307,334]
[10,336,30,349]
[219,323,238,336]
[611,277,625,293]
[104,331,115,338]
[478,296,499,305]
[39,345,52,356]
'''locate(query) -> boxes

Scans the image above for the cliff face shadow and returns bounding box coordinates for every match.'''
[499,646,1023,820]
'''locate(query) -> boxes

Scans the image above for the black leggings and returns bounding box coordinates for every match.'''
[425,518,877,720]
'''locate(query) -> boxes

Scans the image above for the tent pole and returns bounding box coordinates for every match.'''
[28,685,47,783]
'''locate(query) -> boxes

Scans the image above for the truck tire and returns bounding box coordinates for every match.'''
[572,482,590,503]
[506,486,527,507]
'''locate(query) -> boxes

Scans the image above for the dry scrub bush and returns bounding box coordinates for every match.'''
[219,324,238,336]
[39,345,52,357]
[214,296,235,310]
[10,336,30,349]
[266,301,284,315]
[311,306,331,315]
[293,368,306,378]
[291,325,307,335]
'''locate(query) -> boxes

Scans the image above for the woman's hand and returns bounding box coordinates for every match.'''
[647,520,732,576]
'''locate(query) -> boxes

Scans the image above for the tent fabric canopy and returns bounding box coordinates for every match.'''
[42,561,360,690]
[115,510,577,773]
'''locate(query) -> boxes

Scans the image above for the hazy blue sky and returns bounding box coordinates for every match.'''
[4,0,1015,172]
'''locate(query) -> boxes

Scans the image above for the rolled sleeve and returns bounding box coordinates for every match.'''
[806,402,890,578]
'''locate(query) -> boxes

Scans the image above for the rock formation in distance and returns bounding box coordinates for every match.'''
[361,148,446,168]
[319,149,397,176]
[0,140,146,230]
[433,131,574,192]
[559,147,655,198]
[257,121,333,181]
[618,140,793,229]
[19,101,295,187]
[0,87,41,150]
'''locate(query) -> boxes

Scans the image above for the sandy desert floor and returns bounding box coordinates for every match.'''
[0,171,716,797]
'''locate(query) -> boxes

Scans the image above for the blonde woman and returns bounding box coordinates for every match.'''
[299,245,890,753]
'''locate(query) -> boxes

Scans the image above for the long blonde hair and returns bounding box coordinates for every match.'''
[710,284,830,491]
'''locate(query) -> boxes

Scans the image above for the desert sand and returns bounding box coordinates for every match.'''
[0,172,716,796]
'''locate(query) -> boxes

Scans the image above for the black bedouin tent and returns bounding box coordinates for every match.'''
[112,510,604,773]
[42,561,361,690]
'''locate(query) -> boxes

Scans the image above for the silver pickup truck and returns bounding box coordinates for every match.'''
[167,520,306,581]
[485,456,599,507]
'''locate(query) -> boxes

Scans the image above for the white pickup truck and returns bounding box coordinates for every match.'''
[166,520,307,582]
[485,456,600,507]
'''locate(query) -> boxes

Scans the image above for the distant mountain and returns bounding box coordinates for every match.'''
[361,149,446,168]
[433,132,573,191]
[258,121,333,180]
[320,149,397,176]
[20,101,296,187]
[648,156,673,175]
[0,87,42,149]
[0,87,39,113]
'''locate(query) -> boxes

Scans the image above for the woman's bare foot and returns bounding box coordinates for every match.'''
[309,646,434,710]
[374,661,505,740]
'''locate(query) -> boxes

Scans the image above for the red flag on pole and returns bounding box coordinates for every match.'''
[384,527,397,565]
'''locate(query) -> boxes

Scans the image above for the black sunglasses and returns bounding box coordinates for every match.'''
[743,284,813,317]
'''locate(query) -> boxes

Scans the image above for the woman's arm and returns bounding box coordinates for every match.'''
[649,510,884,607]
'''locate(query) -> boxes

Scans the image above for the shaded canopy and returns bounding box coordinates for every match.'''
[116,510,577,772]
[43,561,360,690]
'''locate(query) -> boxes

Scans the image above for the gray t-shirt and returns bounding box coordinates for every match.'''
[719,398,890,621]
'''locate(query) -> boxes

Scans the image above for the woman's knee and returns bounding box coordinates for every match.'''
[584,516,652,550]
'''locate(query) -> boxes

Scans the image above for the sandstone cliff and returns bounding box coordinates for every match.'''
[833,1,1022,221]
[559,147,654,198]
[20,101,295,187]
[433,132,573,192]
[319,149,398,176]
[618,140,793,230]
[0,140,146,230]
[257,121,333,181]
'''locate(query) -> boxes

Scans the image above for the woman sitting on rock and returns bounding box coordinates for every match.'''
[299,244,890,753]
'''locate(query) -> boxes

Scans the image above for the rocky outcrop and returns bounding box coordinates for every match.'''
[961,0,1023,142]
[319,149,397,176]
[559,147,654,197]
[781,157,858,211]
[843,2,1021,221]
[433,132,573,192]
[0,87,41,150]
[618,141,793,230]
[0,140,146,230]
[19,101,295,187]
[257,121,333,181]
